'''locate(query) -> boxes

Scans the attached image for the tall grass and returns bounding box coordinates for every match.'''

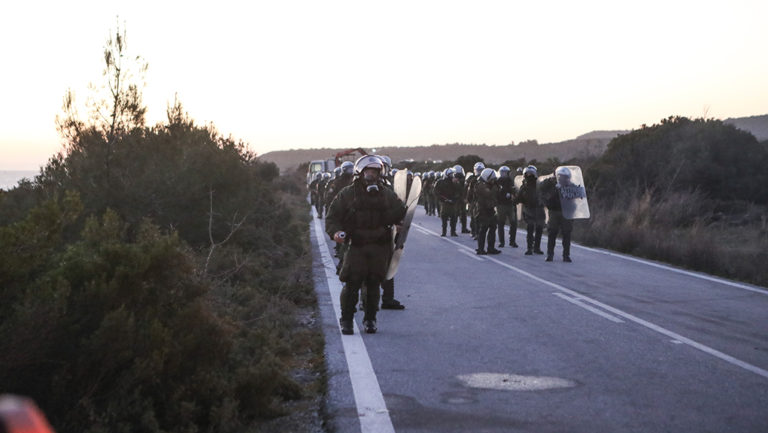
[575,187,768,287]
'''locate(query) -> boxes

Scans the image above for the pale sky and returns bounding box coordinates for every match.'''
[1,0,767,170]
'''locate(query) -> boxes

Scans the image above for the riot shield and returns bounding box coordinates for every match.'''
[393,169,408,203]
[555,165,589,219]
[385,175,422,280]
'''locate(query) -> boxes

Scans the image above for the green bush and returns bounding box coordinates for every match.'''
[0,26,317,433]
[588,116,768,203]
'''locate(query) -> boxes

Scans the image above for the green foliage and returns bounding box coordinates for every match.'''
[452,154,484,173]
[0,209,301,432]
[588,116,768,203]
[0,24,317,433]
[574,116,768,286]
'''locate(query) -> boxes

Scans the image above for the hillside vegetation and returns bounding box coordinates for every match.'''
[259,134,622,174]
[580,116,768,285]
[0,27,322,433]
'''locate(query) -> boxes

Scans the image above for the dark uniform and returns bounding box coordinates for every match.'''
[455,173,470,233]
[326,177,406,333]
[325,172,354,259]
[517,175,545,255]
[541,177,574,262]
[313,174,328,218]
[465,173,479,238]
[309,175,320,209]
[422,174,435,215]
[434,174,461,236]
[475,178,501,254]
[496,174,519,248]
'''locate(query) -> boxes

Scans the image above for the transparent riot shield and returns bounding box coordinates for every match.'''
[555,165,590,220]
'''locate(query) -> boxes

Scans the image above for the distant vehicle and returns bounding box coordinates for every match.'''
[306,148,368,185]
[306,159,335,185]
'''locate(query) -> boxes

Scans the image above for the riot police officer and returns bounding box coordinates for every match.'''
[496,166,519,248]
[517,165,545,255]
[475,168,502,255]
[542,166,577,262]
[435,168,461,236]
[326,155,406,334]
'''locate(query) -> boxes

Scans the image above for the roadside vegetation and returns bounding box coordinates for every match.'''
[0,26,324,433]
[579,116,768,286]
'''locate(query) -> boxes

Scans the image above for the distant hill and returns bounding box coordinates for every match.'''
[724,114,768,141]
[260,131,626,173]
[259,113,768,173]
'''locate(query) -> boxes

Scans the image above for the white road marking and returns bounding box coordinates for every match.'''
[552,292,624,323]
[458,248,485,261]
[312,212,396,433]
[413,222,768,381]
[511,228,768,296]
[413,226,432,236]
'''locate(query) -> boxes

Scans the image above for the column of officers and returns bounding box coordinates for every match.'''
[419,163,573,262]
[316,158,575,337]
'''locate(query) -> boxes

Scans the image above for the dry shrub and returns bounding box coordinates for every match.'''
[576,188,768,286]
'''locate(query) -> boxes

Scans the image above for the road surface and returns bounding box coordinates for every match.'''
[310,207,768,433]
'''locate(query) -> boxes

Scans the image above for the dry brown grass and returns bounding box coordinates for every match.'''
[575,188,768,287]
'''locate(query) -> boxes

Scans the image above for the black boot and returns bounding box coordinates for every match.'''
[363,320,377,334]
[340,318,354,335]
[381,299,405,310]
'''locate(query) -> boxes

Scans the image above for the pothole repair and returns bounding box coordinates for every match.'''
[457,373,577,391]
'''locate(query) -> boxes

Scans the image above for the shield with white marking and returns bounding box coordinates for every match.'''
[555,165,590,219]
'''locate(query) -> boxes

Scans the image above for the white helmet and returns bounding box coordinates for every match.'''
[340,161,354,175]
[391,168,399,176]
[498,166,511,178]
[555,166,572,185]
[479,168,497,183]
[323,172,332,180]
[354,155,383,175]
[443,167,454,178]
[555,166,572,178]
[473,161,486,175]
[523,165,538,177]
[378,155,392,168]
[453,165,465,176]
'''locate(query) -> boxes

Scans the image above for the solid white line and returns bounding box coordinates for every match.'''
[458,248,485,261]
[552,292,624,323]
[414,222,768,380]
[511,229,768,296]
[312,212,396,433]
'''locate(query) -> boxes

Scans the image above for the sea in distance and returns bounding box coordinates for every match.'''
[0,170,38,190]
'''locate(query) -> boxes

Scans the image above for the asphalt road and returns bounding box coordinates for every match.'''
[311,207,768,433]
